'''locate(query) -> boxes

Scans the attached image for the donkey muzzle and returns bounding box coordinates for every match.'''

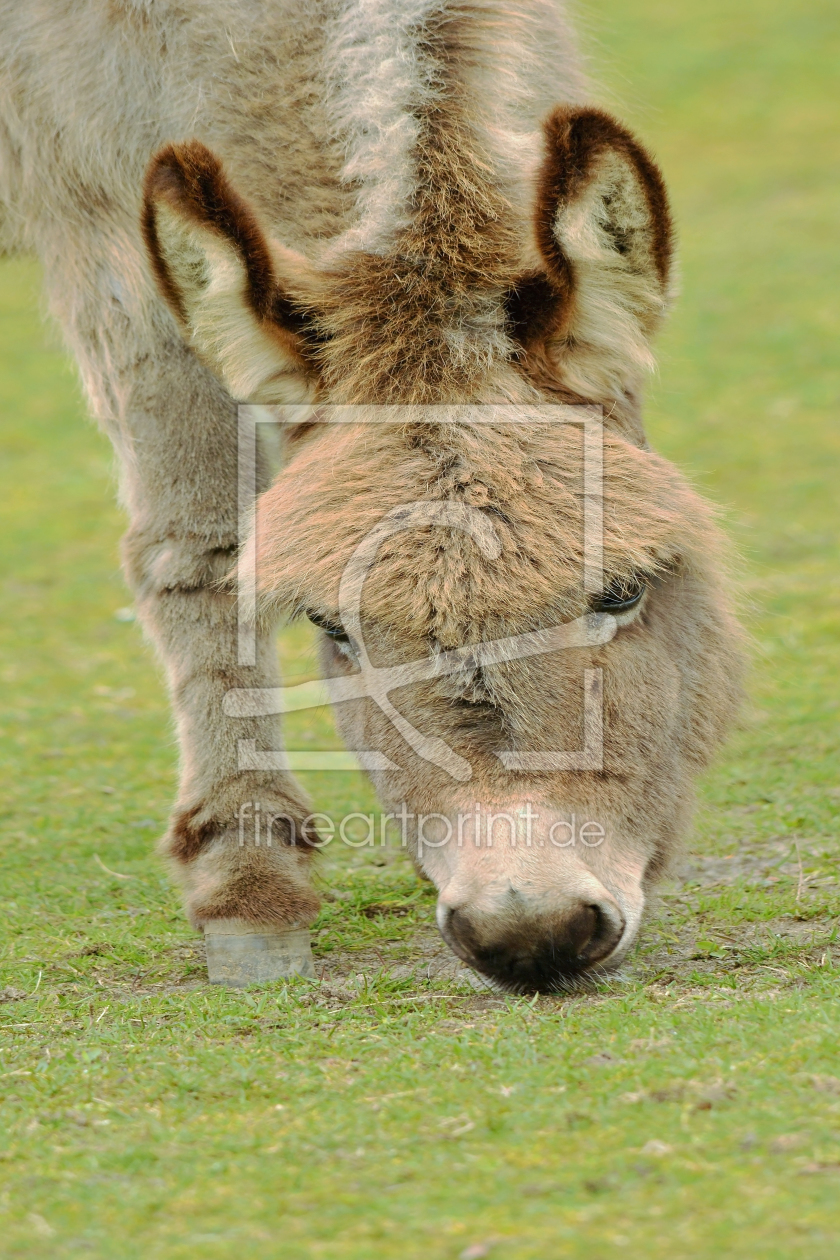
[436,888,626,992]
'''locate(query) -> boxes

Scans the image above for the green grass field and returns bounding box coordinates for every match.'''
[1,1,839,1256]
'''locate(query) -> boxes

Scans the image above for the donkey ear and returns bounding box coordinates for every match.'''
[533,108,674,401]
[142,141,317,403]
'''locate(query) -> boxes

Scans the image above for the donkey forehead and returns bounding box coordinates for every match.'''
[254,421,715,642]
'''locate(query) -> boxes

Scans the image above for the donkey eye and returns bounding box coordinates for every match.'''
[306,610,350,643]
[590,574,647,615]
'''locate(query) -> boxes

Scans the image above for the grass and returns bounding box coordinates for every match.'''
[1,0,839,1255]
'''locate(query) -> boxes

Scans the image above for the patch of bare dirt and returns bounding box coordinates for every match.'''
[309,925,504,1014]
[629,834,840,993]
[670,834,838,896]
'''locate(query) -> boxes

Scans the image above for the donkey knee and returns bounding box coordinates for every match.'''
[121,532,238,601]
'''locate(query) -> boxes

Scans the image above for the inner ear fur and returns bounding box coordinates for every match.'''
[142,141,318,403]
[525,107,674,404]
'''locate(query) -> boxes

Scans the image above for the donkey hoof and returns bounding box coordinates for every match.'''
[203,920,315,987]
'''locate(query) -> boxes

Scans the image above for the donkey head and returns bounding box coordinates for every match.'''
[142,107,743,990]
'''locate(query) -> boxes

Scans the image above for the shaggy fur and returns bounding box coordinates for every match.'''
[0,0,743,983]
[252,418,742,918]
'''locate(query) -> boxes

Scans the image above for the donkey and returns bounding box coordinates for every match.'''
[0,0,742,991]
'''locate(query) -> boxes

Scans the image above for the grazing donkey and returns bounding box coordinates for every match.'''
[0,0,742,990]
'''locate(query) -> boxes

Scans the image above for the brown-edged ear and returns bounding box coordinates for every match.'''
[529,107,674,403]
[142,141,318,403]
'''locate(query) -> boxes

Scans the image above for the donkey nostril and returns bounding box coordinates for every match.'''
[438,904,482,965]
[562,902,600,958]
[573,901,625,965]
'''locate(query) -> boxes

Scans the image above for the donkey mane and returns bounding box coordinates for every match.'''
[325,0,586,256]
[316,0,671,406]
[317,0,579,402]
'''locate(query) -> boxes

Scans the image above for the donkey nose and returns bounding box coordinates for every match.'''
[439,897,626,992]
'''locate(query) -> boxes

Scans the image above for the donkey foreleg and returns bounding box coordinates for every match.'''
[84,328,320,983]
